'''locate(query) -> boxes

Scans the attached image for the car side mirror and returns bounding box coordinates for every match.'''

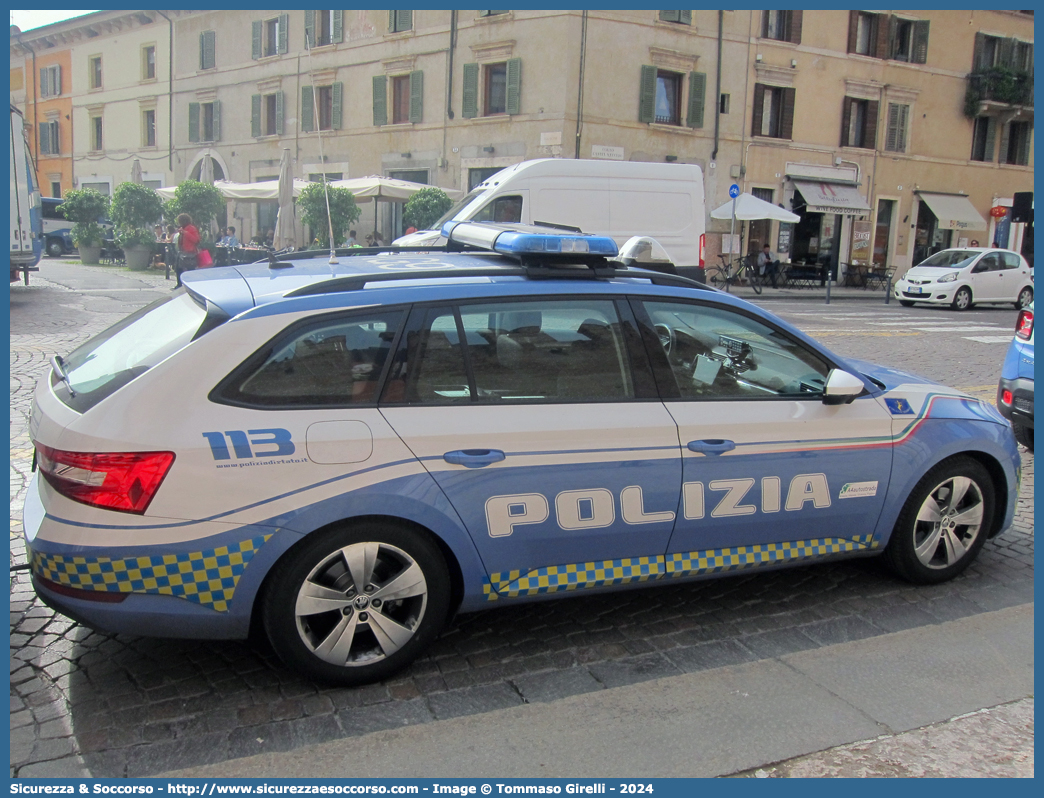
[822,369,865,405]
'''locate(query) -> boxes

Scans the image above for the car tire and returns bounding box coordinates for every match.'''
[1015,286,1033,310]
[884,456,993,585]
[262,521,451,685]
[46,239,64,257]
[899,300,915,307]
[951,286,973,311]
[1013,423,1034,451]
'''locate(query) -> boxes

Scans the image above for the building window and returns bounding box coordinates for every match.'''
[840,97,878,149]
[752,84,795,139]
[892,18,929,64]
[762,10,802,44]
[1014,40,1034,71]
[462,59,520,118]
[654,71,683,126]
[1004,121,1032,166]
[88,56,102,90]
[253,14,288,59]
[849,12,880,56]
[51,181,61,198]
[970,117,995,162]
[265,94,278,135]
[39,121,60,156]
[199,31,216,70]
[142,109,156,147]
[39,64,61,98]
[975,34,1001,70]
[719,94,730,114]
[658,10,692,25]
[302,83,342,132]
[188,101,222,142]
[392,75,411,124]
[389,10,413,33]
[90,115,103,151]
[142,45,156,80]
[884,103,909,153]
[485,63,508,115]
[306,10,342,47]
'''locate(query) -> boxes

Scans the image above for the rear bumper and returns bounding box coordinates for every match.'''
[997,376,1034,428]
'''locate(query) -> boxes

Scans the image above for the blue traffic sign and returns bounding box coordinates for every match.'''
[729,184,740,199]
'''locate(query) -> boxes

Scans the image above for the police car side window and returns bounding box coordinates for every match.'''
[638,300,831,400]
[218,309,405,407]
[383,299,636,405]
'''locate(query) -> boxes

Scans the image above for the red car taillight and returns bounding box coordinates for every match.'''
[1016,309,1033,340]
[1001,389,1014,406]
[36,445,175,514]
[698,233,706,267]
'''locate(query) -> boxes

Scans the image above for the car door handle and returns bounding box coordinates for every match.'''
[687,439,736,456]
[443,449,506,468]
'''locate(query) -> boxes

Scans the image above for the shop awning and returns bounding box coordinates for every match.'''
[916,192,988,231]
[791,180,872,215]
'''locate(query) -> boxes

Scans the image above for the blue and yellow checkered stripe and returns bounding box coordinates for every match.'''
[486,535,874,599]
[31,535,272,612]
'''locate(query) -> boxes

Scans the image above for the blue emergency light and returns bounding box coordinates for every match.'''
[442,221,619,259]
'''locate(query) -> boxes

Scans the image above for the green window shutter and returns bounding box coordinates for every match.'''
[39,68,48,97]
[251,94,262,137]
[302,86,314,132]
[840,97,852,146]
[972,32,986,70]
[409,70,424,123]
[846,10,859,53]
[787,11,802,45]
[659,11,679,23]
[780,87,795,140]
[462,63,479,118]
[983,117,996,163]
[638,65,657,123]
[188,102,200,142]
[305,10,315,48]
[999,37,1015,69]
[39,127,50,155]
[751,83,765,135]
[276,91,284,136]
[252,20,262,60]
[679,10,692,25]
[55,66,61,95]
[687,71,706,128]
[278,13,288,54]
[506,58,521,115]
[1017,125,1031,166]
[389,10,396,31]
[212,100,221,141]
[372,75,387,126]
[333,11,343,44]
[912,20,929,65]
[396,10,412,32]
[332,82,343,129]
[998,121,1011,163]
[201,31,215,70]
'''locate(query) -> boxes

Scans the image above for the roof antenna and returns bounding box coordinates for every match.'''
[304,31,338,265]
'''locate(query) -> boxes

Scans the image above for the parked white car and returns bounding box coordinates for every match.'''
[894,248,1034,311]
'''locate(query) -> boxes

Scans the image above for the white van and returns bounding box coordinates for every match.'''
[395,159,706,272]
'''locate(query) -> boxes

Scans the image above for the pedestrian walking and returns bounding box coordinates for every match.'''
[173,213,201,289]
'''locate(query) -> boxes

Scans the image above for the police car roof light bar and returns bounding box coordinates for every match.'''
[442,221,620,261]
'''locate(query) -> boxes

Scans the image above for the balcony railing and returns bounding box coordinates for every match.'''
[964,67,1034,117]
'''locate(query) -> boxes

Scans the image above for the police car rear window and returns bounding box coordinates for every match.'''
[54,293,209,413]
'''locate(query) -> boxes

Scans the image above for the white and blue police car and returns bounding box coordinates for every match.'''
[25,222,1021,685]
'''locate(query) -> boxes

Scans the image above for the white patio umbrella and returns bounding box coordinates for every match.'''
[710,193,800,222]
[329,176,462,241]
[273,148,296,250]
[130,158,143,185]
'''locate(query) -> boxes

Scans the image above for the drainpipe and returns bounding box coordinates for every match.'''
[711,10,723,162]
[155,10,174,174]
[574,10,588,159]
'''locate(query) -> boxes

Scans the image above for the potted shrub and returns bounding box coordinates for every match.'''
[111,182,164,270]
[403,187,453,232]
[61,188,110,264]
[297,182,360,248]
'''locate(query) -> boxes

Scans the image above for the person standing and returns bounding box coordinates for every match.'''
[757,244,781,289]
[174,213,200,289]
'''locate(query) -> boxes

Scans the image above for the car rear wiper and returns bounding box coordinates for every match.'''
[50,355,76,397]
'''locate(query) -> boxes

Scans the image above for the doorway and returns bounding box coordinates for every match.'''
[914,200,952,264]
[747,187,774,256]
[873,199,894,270]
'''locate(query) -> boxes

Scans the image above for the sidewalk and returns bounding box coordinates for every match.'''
[164,603,1033,779]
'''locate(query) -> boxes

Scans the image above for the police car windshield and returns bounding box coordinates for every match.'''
[919,250,978,268]
[55,293,208,413]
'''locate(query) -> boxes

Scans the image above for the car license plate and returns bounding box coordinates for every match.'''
[909,286,922,295]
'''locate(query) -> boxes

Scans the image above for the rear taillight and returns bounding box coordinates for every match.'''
[698,233,706,267]
[36,445,175,514]
[1016,309,1033,340]
[1001,389,1014,406]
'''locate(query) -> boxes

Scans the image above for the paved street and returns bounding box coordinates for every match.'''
[10,259,1033,778]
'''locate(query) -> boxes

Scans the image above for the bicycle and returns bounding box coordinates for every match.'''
[706,254,762,294]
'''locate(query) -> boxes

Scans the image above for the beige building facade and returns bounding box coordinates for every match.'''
[11,9,1032,271]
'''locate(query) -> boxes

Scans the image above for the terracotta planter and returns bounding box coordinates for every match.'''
[78,245,102,264]
[124,244,152,271]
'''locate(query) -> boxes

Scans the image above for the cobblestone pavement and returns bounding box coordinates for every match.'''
[10,262,1034,777]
